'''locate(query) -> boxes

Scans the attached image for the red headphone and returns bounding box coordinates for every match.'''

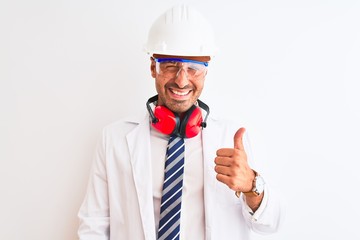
[146,95,210,138]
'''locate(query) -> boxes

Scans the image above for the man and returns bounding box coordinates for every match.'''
[78,4,282,240]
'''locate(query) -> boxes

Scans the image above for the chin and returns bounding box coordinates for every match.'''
[167,102,193,114]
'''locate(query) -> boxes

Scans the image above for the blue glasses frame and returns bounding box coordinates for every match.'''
[153,58,209,67]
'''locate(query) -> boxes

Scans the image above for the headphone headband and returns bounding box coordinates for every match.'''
[146,95,160,124]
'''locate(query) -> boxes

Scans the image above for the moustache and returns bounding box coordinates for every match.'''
[165,83,193,89]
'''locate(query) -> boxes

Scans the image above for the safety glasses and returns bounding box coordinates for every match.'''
[153,58,208,78]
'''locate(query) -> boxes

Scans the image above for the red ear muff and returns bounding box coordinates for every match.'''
[146,95,210,138]
[179,105,203,138]
[152,106,179,135]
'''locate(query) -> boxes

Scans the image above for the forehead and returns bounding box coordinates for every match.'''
[152,54,210,62]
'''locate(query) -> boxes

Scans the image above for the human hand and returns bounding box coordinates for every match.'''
[214,128,255,193]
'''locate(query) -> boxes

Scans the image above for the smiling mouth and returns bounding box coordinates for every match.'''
[170,88,191,96]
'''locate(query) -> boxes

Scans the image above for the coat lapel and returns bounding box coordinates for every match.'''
[202,117,223,240]
[126,115,156,240]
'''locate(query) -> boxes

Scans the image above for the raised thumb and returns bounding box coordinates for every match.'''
[234,127,246,150]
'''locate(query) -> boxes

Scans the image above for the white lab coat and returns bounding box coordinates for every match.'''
[78,112,282,240]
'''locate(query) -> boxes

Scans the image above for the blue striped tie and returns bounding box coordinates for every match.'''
[157,135,185,240]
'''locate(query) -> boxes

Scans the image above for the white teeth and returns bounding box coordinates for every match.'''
[172,90,190,96]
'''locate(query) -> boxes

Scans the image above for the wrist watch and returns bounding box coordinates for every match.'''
[235,170,265,198]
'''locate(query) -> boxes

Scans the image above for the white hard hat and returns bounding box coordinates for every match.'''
[144,5,218,57]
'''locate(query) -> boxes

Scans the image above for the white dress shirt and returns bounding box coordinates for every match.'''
[151,128,205,239]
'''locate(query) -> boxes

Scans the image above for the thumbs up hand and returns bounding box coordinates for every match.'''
[214,128,255,194]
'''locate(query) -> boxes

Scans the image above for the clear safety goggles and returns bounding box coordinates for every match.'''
[153,58,208,78]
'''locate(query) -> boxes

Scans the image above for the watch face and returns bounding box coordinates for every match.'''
[255,176,265,194]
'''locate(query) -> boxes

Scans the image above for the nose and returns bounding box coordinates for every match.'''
[174,68,190,88]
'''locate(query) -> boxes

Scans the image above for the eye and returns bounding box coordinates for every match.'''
[187,68,198,76]
[161,61,180,72]
[166,66,180,72]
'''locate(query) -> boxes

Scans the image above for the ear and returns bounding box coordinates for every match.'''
[150,58,156,78]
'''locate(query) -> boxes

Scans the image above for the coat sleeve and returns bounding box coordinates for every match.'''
[240,129,283,234]
[240,186,283,234]
[78,129,110,240]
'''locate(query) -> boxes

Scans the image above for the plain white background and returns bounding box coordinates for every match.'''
[1,0,359,239]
